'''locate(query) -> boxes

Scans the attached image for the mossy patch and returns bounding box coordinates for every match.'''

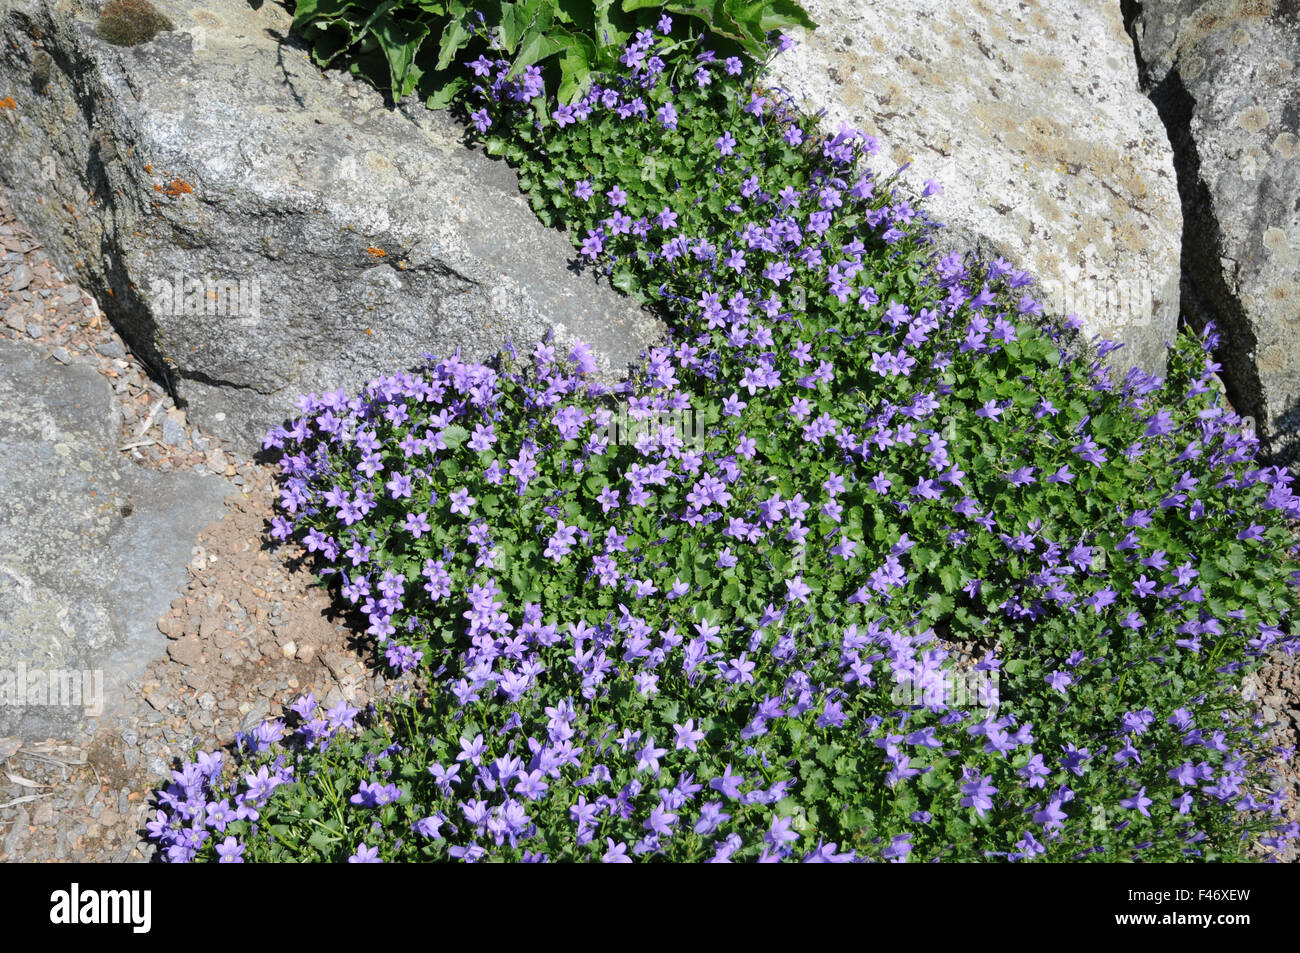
[96,0,175,48]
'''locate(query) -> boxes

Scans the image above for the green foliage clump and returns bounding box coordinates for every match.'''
[146,23,1300,865]
[96,0,175,47]
[286,0,815,108]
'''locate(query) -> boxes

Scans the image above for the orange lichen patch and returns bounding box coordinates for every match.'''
[0,96,16,109]
[153,183,162,192]
[366,246,387,258]
[144,163,152,174]
[365,328,373,335]
[163,178,193,198]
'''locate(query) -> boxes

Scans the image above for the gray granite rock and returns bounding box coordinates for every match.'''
[160,415,185,448]
[0,0,664,454]
[765,0,1183,378]
[1125,0,1300,467]
[0,338,230,740]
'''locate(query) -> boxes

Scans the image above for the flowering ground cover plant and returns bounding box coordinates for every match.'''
[147,24,1300,863]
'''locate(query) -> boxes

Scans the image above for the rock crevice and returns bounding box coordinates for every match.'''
[1123,0,1300,466]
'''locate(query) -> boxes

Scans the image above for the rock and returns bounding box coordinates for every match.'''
[32,799,54,826]
[0,0,664,455]
[0,737,20,763]
[3,312,25,334]
[1126,2,1300,467]
[8,263,31,292]
[160,415,186,448]
[50,347,72,365]
[0,339,230,739]
[25,323,44,340]
[765,0,1182,378]
[238,703,270,735]
[96,339,127,360]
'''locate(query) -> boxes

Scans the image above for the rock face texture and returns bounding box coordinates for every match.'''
[1125,0,1300,468]
[0,0,664,454]
[0,338,229,740]
[766,0,1184,378]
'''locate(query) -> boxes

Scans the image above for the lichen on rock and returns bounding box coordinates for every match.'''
[96,0,174,47]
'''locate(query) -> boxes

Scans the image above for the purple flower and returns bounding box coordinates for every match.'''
[580,229,605,258]
[1120,787,1153,817]
[1046,671,1073,695]
[785,575,812,603]
[674,719,706,752]
[602,838,632,863]
[765,815,800,848]
[449,488,475,516]
[961,773,998,817]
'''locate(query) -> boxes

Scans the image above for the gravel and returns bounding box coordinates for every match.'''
[0,188,387,863]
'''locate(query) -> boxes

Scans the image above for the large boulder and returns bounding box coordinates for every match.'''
[1125,0,1300,468]
[0,337,230,739]
[0,0,664,454]
[766,0,1184,378]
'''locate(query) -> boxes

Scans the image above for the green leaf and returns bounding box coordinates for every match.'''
[371,12,431,99]
[424,75,466,109]
[513,26,573,74]
[557,33,597,102]
[441,424,469,448]
[434,15,474,72]
[612,266,637,295]
[758,0,817,31]
[499,0,543,53]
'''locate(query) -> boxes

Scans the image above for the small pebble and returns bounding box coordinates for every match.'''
[97,338,127,359]
[161,416,186,447]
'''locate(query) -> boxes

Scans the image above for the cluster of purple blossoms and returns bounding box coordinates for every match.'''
[151,23,1300,864]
